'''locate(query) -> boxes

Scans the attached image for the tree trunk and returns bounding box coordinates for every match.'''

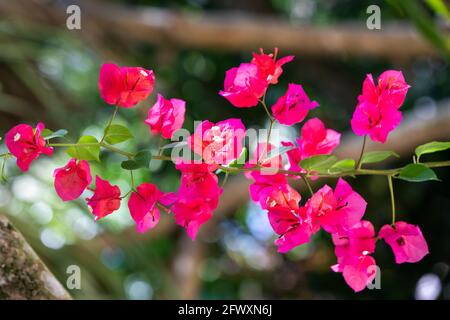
[0,214,71,300]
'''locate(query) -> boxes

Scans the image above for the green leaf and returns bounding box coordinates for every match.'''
[104,124,133,145]
[361,151,399,165]
[426,0,450,20]
[41,129,68,140]
[121,150,152,170]
[266,145,293,160]
[67,136,100,161]
[415,141,450,161]
[0,156,7,182]
[398,164,439,182]
[299,155,337,173]
[329,159,355,173]
[229,147,248,169]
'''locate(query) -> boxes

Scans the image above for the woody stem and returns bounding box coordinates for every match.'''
[47,142,450,179]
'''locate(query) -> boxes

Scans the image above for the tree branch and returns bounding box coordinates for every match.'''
[0,214,71,300]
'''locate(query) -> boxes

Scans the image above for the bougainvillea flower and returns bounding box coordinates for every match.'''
[305,184,335,232]
[172,198,214,240]
[331,220,377,292]
[98,62,155,108]
[188,119,246,165]
[330,178,367,232]
[351,101,402,144]
[176,162,223,208]
[271,84,319,126]
[360,70,409,109]
[145,94,186,139]
[297,118,341,159]
[341,255,377,292]
[219,63,268,108]
[172,162,222,239]
[332,220,376,260]
[251,48,294,85]
[351,70,409,143]
[379,221,429,264]
[128,183,176,233]
[54,159,92,201]
[86,176,121,221]
[282,118,340,172]
[248,171,288,205]
[307,178,367,233]
[259,183,301,211]
[269,207,313,253]
[5,122,53,172]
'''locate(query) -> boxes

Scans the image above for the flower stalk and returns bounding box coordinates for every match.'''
[387,175,396,225]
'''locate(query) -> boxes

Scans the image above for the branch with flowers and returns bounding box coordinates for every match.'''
[2,48,450,293]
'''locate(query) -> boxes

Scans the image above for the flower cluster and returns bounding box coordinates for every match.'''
[2,49,442,293]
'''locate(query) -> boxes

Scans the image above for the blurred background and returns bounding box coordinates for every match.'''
[0,0,450,299]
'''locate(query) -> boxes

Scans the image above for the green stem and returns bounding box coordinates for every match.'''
[120,189,133,199]
[1,157,7,181]
[301,175,314,196]
[260,98,273,122]
[356,135,367,170]
[219,160,450,178]
[221,172,230,188]
[99,142,134,159]
[49,143,99,147]
[100,105,119,143]
[46,141,450,180]
[49,142,134,159]
[387,175,396,225]
[259,98,275,163]
[130,170,135,189]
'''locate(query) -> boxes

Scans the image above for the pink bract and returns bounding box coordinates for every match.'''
[248,171,288,206]
[145,94,186,139]
[251,48,294,85]
[331,220,377,292]
[379,221,429,264]
[188,119,246,165]
[219,63,268,108]
[172,198,214,240]
[54,158,92,201]
[98,63,155,108]
[128,182,175,233]
[86,176,121,221]
[283,118,340,172]
[5,122,53,172]
[271,208,313,253]
[307,178,367,233]
[173,162,223,239]
[272,84,319,126]
[351,70,409,143]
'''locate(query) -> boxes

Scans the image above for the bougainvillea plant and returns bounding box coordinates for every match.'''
[2,49,450,292]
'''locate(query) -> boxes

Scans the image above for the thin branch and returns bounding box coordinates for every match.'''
[356,135,367,170]
[387,175,396,225]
